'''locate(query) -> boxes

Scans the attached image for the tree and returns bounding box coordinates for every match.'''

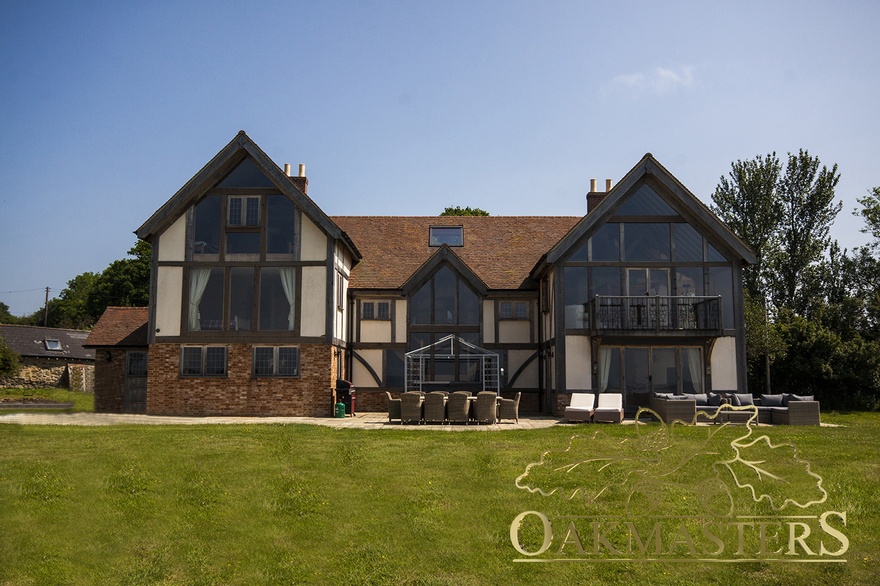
[440,206,490,216]
[86,240,151,318]
[855,186,880,247]
[767,150,842,313]
[711,153,783,299]
[46,272,100,329]
[0,334,18,376]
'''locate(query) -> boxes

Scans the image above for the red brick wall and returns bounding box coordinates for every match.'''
[93,349,128,413]
[146,343,339,417]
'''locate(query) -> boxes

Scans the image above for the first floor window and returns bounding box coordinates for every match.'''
[362,301,390,320]
[181,346,227,376]
[253,346,299,377]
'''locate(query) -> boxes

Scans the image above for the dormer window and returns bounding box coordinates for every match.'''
[429,226,463,247]
[44,339,62,351]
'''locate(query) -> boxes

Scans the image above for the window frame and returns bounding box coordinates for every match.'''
[180,346,227,377]
[361,300,391,321]
[498,300,529,320]
[429,226,464,247]
[227,195,261,227]
[252,346,300,377]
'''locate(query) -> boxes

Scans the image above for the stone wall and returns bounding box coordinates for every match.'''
[0,356,94,392]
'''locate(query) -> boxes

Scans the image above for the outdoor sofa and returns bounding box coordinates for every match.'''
[649,392,820,426]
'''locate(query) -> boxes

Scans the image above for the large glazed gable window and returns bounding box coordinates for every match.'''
[623,223,670,261]
[217,157,276,188]
[614,184,677,216]
[410,265,479,326]
[193,195,221,258]
[188,268,224,331]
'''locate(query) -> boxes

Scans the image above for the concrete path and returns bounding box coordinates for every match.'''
[0,411,565,430]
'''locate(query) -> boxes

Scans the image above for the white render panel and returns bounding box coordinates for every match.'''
[508,350,538,388]
[565,335,592,391]
[483,301,495,344]
[499,321,530,344]
[158,216,186,262]
[300,214,327,261]
[155,266,182,337]
[395,300,407,342]
[710,336,739,390]
[352,349,383,388]
[300,266,326,337]
[360,320,392,343]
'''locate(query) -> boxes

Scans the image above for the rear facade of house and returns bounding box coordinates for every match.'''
[89,132,755,417]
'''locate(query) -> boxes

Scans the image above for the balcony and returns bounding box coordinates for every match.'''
[588,295,722,335]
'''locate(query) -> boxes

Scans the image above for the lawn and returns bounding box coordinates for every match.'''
[0,387,94,412]
[0,412,877,585]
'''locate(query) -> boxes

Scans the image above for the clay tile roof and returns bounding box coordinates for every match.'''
[84,307,149,348]
[332,216,581,290]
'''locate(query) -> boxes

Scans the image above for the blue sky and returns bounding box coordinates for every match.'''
[1,1,878,317]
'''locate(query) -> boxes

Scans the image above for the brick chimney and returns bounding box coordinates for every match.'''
[587,178,613,213]
[285,163,308,194]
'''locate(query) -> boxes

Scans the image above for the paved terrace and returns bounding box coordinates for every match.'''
[0,411,565,430]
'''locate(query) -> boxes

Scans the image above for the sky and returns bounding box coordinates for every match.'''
[1,0,878,317]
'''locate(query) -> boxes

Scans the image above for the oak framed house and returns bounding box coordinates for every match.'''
[90,132,755,417]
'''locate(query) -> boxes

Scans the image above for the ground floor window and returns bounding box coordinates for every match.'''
[181,346,227,377]
[253,346,299,377]
[599,345,704,410]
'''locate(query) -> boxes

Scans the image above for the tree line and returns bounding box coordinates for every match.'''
[712,150,879,410]
[0,240,151,330]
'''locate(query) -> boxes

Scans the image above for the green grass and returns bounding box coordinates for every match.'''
[0,387,94,412]
[0,412,877,585]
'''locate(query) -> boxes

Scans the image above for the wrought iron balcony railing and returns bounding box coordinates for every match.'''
[589,295,722,333]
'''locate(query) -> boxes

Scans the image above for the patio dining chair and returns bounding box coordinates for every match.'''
[386,391,401,423]
[400,392,424,424]
[498,392,521,423]
[423,391,448,424]
[446,391,471,424]
[475,391,498,424]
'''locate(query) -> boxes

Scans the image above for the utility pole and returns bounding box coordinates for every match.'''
[43,287,49,326]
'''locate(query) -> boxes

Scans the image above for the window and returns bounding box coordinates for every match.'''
[563,266,588,328]
[181,346,227,376]
[362,301,390,320]
[623,223,670,261]
[259,268,296,331]
[266,195,296,256]
[193,195,221,257]
[429,226,463,246]
[590,223,620,261]
[253,346,299,377]
[227,196,261,226]
[336,273,345,310]
[188,268,224,331]
[410,265,479,325]
[499,301,528,320]
[44,339,62,351]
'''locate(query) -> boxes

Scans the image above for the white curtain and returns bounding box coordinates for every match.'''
[684,348,703,393]
[188,268,211,331]
[279,267,296,331]
[599,347,612,391]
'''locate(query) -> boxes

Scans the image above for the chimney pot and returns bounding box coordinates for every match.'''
[590,178,597,192]
[298,163,306,177]
[606,179,613,191]
[284,163,292,177]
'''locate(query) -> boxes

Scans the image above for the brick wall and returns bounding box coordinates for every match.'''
[93,349,127,412]
[146,343,339,417]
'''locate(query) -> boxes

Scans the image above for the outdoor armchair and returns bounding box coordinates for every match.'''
[593,393,624,423]
[498,392,521,423]
[564,393,595,422]
[386,391,401,423]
